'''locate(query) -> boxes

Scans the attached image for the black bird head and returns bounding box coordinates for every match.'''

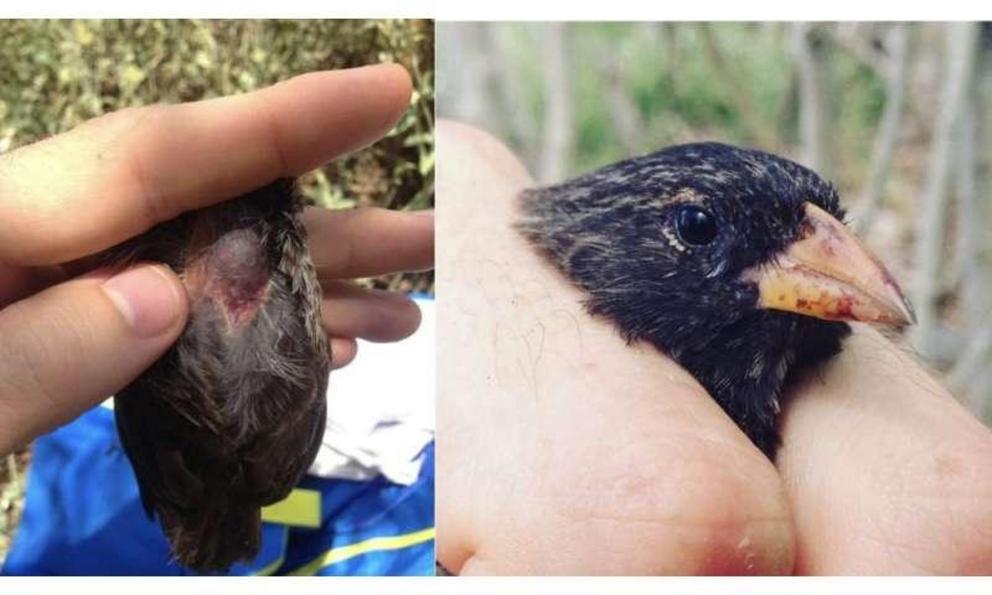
[518,142,914,457]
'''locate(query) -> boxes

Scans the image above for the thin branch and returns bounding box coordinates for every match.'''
[912,22,981,359]
[830,22,890,74]
[492,24,540,166]
[958,26,992,416]
[538,22,575,183]
[947,325,992,396]
[700,23,779,150]
[441,22,498,128]
[792,22,832,176]
[955,63,984,324]
[854,24,912,234]
[593,36,645,156]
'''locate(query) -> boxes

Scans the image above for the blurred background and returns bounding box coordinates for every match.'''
[0,18,434,564]
[438,21,992,424]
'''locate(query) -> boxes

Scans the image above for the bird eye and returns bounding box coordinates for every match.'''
[675,205,718,246]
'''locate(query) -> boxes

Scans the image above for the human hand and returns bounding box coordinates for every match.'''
[435,120,992,575]
[0,64,433,457]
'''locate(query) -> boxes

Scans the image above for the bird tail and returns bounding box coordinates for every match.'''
[161,505,261,574]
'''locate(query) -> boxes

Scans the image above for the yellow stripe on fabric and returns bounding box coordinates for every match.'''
[253,528,289,576]
[287,527,435,576]
[261,488,322,528]
[254,554,285,576]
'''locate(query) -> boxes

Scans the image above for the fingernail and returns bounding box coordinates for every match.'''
[102,265,185,337]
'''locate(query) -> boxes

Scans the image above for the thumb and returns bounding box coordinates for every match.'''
[0,263,188,455]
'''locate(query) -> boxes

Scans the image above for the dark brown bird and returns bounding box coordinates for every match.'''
[100,179,329,572]
[518,143,914,458]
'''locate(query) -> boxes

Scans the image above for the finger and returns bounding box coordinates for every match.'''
[305,207,434,279]
[0,64,412,266]
[0,264,188,456]
[778,325,992,574]
[329,336,358,370]
[320,281,422,343]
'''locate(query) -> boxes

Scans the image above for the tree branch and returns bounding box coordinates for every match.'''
[853,23,912,234]
[912,22,981,360]
[792,22,832,176]
[700,23,779,150]
[593,35,645,156]
[538,22,575,183]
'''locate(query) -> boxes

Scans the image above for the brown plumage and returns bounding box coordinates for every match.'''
[99,179,329,572]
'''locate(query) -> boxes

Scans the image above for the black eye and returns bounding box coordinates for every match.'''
[675,205,718,246]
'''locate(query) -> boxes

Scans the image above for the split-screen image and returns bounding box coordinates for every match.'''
[0,19,991,577]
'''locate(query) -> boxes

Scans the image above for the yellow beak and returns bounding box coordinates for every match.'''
[744,202,915,326]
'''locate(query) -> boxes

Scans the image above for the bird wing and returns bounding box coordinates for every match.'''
[114,379,207,518]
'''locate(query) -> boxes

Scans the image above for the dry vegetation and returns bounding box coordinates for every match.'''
[0,453,29,561]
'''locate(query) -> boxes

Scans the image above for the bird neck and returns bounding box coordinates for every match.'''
[655,312,849,457]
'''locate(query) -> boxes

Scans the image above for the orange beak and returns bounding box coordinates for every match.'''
[743,202,915,326]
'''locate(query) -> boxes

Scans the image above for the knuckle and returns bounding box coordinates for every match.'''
[547,431,794,574]
[86,104,176,226]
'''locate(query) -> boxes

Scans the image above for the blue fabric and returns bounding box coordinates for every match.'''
[1,406,434,576]
[279,445,435,576]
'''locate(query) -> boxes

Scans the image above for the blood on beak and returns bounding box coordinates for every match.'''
[743,202,915,326]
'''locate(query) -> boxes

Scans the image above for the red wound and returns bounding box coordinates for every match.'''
[202,228,271,327]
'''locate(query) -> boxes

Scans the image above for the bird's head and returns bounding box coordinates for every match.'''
[518,142,914,359]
